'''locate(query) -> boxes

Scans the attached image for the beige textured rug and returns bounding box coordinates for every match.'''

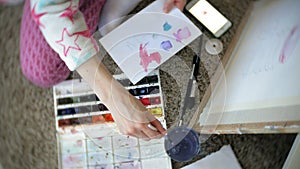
[0,3,57,168]
[0,1,296,169]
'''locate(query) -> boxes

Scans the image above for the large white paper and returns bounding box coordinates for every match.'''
[181,145,242,169]
[100,0,201,84]
[199,0,300,126]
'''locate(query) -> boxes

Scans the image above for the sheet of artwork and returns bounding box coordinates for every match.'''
[199,0,300,126]
[100,0,202,84]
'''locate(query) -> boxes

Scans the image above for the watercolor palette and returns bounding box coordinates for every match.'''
[53,70,172,169]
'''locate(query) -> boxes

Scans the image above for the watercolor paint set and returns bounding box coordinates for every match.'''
[53,70,172,169]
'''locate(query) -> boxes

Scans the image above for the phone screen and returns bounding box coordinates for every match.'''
[188,0,229,34]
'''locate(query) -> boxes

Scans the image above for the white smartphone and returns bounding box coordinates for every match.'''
[185,0,232,38]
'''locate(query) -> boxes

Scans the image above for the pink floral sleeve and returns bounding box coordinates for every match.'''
[30,0,99,71]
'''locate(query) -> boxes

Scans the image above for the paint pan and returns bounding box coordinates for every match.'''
[164,126,200,162]
[129,86,160,96]
[139,96,161,106]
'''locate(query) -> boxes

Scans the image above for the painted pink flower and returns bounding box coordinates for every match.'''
[173,27,191,42]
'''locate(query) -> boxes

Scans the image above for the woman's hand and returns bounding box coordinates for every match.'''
[105,78,166,140]
[164,0,187,13]
[76,56,166,140]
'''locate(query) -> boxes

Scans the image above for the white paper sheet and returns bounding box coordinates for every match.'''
[181,145,242,169]
[199,0,300,126]
[100,0,201,84]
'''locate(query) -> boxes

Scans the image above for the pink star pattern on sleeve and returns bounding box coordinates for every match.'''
[56,28,82,57]
[25,0,106,72]
[31,3,47,28]
[59,1,78,24]
[21,0,106,87]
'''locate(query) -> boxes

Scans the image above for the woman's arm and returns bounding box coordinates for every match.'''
[76,55,166,139]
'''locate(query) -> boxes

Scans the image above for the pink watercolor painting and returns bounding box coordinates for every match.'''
[139,43,161,72]
[173,27,191,42]
[279,23,300,64]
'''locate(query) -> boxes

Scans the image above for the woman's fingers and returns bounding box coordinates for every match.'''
[150,119,166,134]
[163,0,174,13]
[141,124,164,139]
[119,121,165,140]
[164,0,187,13]
[175,0,187,11]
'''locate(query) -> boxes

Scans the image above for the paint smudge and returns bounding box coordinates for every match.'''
[163,22,172,31]
[76,140,82,147]
[71,128,79,134]
[160,40,173,51]
[173,27,191,42]
[116,161,140,169]
[279,23,300,64]
[63,154,85,168]
[96,137,104,141]
[94,164,109,169]
[152,33,157,39]
[127,152,132,159]
[139,43,161,72]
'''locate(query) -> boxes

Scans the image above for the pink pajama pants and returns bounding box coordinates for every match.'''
[20,0,106,87]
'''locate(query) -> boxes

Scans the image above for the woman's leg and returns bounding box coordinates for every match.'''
[20,0,106,88]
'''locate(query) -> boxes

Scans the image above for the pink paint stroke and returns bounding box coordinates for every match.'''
[279,24,300,64]
[139,43,161,72]
[173,27,191,42]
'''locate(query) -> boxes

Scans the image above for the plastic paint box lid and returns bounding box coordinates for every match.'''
[164,126,200,162]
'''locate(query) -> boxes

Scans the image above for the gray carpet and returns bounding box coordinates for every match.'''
[0,1,296,169]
